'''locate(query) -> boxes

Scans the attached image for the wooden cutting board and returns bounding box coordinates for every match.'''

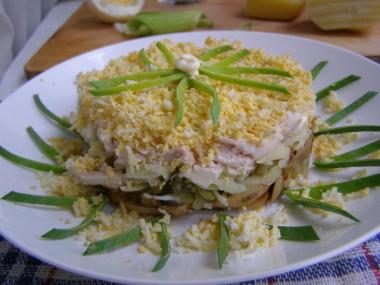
[24,0,380,78]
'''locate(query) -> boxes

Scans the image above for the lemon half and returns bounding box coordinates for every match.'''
[87,0,145,23]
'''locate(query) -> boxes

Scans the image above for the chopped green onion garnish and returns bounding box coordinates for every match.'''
[199,67,290,94]
[33,94,72,129]
[1,191,89,207]
[89,73,187,96]
[202,66,293,78]
[188,78,221,125]
[325,91,378,126]
[42,196,108,240]
[123,10,206,36]
[278,225,320,241]
[284,174,380,199]
[156,42,176,67]
[316,74,361,101]
[314,159,380,169]
[285,193,360,222]
[331,139,380,161]
[152,223,171,272]
[139,48,158,71]
[211,49,250,66]
[314,125,380,136]
[174,77,189,127]
[83,217,160,255]
[217,213,229,269]
[0,145,66,174]
[88,70,180,89]
[198,45,234,61]
[26,126,61,163]
[310,60,328,80]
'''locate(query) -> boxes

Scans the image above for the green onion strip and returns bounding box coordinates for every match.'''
[198,45,234,62]
[83,217,160,255]
[325,91,378,126]
[88,69,180,89]
[202,66,293,78]
[310,60,328,80]
[152,223,171,272]
[197,20,214,28]
[316,74,361,101]
[89,73,187,96]
[284,174,380,200]
[331,139,380,161]
[174,77,189,127]
[156,42,176,67]
[139,48,158,71]
[42,196,108,240]
[1,191,88,207]
[199,67,290,94]
[26,126,61,162]
[189,78,221,125]
[314,159,380,169]
[33,94,72,129]
[285,193,360,222]
[314,125,380,136]
[123,10,205,36]
[0,145,66,174]
[211,49,250,66]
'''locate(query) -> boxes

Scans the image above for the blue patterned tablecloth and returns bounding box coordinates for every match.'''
[1,232,379,285]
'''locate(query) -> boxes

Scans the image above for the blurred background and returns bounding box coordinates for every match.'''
[0,0,59,81]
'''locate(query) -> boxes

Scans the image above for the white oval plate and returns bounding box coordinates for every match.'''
[0,31,379,285]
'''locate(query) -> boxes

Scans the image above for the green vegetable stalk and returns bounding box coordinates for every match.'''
[119,10,213,36]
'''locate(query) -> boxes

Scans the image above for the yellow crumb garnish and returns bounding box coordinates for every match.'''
[312,134,344,161]
[72,198,91,217]
[324,91,344,114]
[138,245,147,254]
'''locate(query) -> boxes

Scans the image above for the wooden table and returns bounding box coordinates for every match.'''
[24,0,380,78]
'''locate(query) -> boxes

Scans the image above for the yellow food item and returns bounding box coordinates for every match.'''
[86,0,145,23]
[305,0,380,31]
[69,37,315,216]
[245,0,305,20]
